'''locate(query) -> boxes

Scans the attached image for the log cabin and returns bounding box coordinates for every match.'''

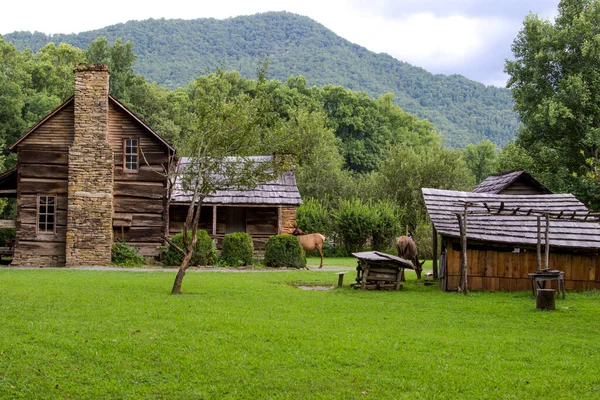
[0,64,301,266]
[472,170,552,195]
[423,188,600,292]
[170,156,302,251]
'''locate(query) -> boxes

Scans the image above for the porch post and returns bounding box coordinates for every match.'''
[278,206,283,234]
[212,205,217,236]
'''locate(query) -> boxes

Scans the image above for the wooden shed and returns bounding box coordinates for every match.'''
[423,188,600,292]
[170,156,302,250]
[472,170,552,195]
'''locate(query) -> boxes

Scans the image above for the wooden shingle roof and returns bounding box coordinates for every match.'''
[423,188,600,250]
[172,156,302,206]
[472,170,552,194]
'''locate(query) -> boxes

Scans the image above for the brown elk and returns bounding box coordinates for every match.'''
[293,227,326,268]
[396,236,424,279]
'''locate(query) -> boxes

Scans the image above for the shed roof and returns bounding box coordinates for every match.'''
[171,156,302,206]
[472,170,552,194]
[422,188,600,250]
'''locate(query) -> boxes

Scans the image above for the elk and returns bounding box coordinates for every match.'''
[293,227,325,268]
[396,235,424,279]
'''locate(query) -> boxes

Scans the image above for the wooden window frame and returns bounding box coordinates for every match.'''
[123,138,139,173]
[36,194,57,235]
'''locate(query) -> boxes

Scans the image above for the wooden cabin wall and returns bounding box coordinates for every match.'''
[168,205,215,236]
[12,103,74,266]
[499,180,546,195]
[109,102,168,257]
[169,205,282,250]
[445,245,600,291]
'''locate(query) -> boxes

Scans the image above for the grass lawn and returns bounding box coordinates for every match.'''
[1,268,600,399]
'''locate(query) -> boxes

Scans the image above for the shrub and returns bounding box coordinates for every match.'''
[111,241,146,267]
[296,198,331,236]
[0,228,16,247]
[163,230,217,267]
[412,220,434,260]
[220,232,254,266]
[335,199,375,253]
[264,234,306,268]
[371,201,403,252]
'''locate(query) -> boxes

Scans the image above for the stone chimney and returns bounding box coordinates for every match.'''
[65,64,114,266]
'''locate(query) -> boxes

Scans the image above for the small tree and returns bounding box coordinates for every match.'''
[165,70,293,294]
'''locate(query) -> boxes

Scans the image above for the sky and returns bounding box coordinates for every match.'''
[1,0,560,87]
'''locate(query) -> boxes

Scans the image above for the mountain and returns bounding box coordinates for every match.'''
[4,12,519,148]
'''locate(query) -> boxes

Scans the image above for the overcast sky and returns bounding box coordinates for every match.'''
[1,0,560,87]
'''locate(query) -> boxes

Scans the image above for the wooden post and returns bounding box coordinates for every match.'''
[278,206,283,234]
[432,224,438,280]
[544,213,550,270]
[462,204,468,295]
[456,205,468,295]
[212,205,217,236]
[537,216,542,271]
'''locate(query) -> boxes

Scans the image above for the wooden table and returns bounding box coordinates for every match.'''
[528,271,565,299]
[351,251,414,291]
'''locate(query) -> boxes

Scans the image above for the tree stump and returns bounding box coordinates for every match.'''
[536,289,556,311]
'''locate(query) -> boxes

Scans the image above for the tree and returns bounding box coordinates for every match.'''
[505,0,600,207]
[464,139,497,183]
[376,143,475,227]
[167,70,293,294]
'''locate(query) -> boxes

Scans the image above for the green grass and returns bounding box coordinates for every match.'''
[1,269,600,399]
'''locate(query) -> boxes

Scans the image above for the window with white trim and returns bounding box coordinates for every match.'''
[37,195,56,233]
[124,138,139,172]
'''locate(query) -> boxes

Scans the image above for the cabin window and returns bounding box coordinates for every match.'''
[124,138,139,172]
[37,195,56,234]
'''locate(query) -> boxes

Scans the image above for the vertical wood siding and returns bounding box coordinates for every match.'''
[445,244,600,291]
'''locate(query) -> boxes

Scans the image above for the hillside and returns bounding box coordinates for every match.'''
[5,12,519,148]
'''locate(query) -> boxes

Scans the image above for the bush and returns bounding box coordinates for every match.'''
[335,199,375,253]
[0,228,16,247]
[264,235,306,268]
[371,201,403,251]
[412,220,434,260]
[163,230,217,267]
[296,198,331,236]
[220,232,254,266]
[111,241,146,267]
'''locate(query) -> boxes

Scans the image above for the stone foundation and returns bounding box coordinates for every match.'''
[10,254,66,267]
[65,64,114,266]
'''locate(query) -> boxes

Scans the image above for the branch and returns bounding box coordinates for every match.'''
[164,236,185,256]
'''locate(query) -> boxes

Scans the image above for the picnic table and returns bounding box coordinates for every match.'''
[351,251,415,290]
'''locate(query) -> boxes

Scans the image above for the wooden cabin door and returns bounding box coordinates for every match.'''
[226,207,246,233]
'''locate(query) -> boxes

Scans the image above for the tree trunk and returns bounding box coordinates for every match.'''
[171,250,193,294]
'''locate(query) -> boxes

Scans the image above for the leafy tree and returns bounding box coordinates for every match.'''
[506,0,600,206]
[167,70,294,294]
[464,139,497,183]
[377,143,475,226]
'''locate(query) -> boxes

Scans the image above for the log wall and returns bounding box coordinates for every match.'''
[109,102,168,257]
[12,104,74,266]
[444,244,600,292]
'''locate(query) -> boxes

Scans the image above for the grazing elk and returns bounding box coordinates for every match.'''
[396,235,424,279]
[293,227,326,268]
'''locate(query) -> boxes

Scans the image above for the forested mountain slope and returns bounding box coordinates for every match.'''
[5,12,519,147]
